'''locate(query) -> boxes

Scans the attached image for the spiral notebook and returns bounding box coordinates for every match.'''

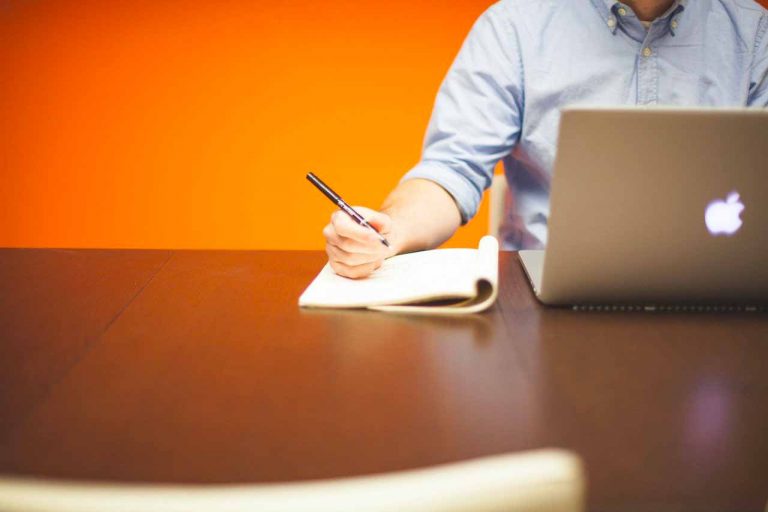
[299,236,498,315]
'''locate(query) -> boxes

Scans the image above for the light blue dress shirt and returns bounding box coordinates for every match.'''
[402,0,768,249]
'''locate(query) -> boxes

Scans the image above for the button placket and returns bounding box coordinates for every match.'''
[637,44,658,105]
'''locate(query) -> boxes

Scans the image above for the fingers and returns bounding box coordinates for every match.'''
[352,206,392,234]
[323,207,392,279]
[324,227,386,279]
[326,248,383,279]
[323,223,380,254]
[330,210,389,248]
[326,241,378,267]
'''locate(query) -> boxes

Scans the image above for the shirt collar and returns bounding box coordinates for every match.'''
[593,0,687,36]
[602,0,686,11]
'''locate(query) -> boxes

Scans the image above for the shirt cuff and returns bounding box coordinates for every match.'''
[401,161,484,225]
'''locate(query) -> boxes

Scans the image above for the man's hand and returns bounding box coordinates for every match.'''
[322,179,463,279]
[322,207,394,279]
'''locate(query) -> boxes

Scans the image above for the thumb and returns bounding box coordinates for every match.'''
[352,206,392,234]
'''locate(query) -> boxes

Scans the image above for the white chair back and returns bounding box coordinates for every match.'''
[488,174,509,239]
[0,449,584,512]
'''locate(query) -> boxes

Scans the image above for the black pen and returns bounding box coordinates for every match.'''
[306,172,390,248]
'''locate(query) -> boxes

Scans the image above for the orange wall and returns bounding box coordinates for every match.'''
[3,0,767,250]
[1,0,492,250]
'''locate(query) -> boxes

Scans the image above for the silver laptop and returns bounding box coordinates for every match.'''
[519,107,768,311]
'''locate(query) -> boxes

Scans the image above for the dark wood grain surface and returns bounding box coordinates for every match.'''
[0,249,171,439]
[0,249,766,511]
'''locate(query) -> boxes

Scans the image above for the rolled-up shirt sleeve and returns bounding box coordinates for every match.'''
[402,2,524,224]
[748,13,768,107]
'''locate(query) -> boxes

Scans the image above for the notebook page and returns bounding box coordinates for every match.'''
[372,236,499,314]
[298,247,480,308]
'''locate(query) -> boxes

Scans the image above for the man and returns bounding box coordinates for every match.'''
[323,0,768,278]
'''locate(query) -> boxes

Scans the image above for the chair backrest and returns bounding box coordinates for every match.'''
[488,174,508,239]
[0,449,585,512]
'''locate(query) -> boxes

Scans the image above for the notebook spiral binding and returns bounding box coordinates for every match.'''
[571,304,767,313]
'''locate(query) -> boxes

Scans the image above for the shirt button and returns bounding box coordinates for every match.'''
[618,7,628,16]
[642,47,652,57]
[607,17,616,28]
[671,19,679,29]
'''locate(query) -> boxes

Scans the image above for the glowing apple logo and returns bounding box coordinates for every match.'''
[705,192,744,236]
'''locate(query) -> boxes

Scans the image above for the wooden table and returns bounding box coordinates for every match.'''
[1,249,767,511]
